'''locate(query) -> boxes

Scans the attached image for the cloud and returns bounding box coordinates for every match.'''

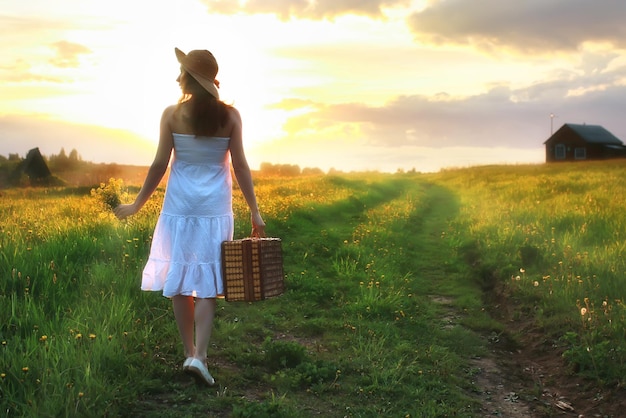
[49,40,92,68]
[200,0,410,20]
[0,40,91,83]
[0,14,67,37]
[0,59,65,83]
[407,0,626,53]
[270,62,626,152]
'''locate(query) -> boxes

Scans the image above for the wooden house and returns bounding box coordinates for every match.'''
[544,123,626,162]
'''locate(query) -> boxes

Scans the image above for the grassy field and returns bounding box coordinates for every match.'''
[431,161,626,385]
[1,160,625,417]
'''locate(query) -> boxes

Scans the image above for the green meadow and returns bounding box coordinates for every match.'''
[1,160,625,417]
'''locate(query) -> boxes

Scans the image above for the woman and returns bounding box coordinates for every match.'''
[114,48,265,386]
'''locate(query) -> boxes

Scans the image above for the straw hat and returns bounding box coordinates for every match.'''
[175,47,220,99]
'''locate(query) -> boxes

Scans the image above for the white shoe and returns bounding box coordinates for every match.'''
[186,358,215,386]
[183,357,193,371]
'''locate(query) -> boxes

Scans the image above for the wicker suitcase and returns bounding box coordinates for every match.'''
[221,237,284,302]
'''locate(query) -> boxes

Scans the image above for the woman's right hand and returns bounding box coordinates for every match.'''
[251,212,266,238]
[113,203,139,220]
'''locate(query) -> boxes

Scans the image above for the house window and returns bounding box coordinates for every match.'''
[574,147,586,159]
[555,144,566,159]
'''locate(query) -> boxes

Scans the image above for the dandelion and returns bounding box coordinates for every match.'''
[533,281,539,287]
[75,333,82,340]
[1,373,6,379]
[78,392,84,398]
[581,307,588,316]
[520,268,526,273]
[22,367,29,373]
[89,334,96,340]
[39,335,48,342]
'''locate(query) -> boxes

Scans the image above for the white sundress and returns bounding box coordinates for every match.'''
[141,133,234,298]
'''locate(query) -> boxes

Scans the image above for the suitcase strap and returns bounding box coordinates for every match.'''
[242,239,257,301]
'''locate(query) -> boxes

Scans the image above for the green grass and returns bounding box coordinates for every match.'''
[1,161,625,416]
[430,160,626,386]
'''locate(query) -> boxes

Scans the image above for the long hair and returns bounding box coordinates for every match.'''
[178,72,230,136]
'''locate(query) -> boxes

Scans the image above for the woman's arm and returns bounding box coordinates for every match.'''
[114,106,175,220]
[228,107,266,237]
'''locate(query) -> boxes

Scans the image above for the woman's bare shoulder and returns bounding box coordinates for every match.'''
[226,106,242,125]
[162,104,178,119]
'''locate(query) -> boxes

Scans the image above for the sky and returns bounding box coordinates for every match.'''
[1,0,626,173]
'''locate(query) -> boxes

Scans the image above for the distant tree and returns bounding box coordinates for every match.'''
[260,162,275,174]
[259,162,301,176]
[302,167,324,176]
[50,147,72,171]
[8,153,21,161]
[281,164,301,176]
[69,148,81,161]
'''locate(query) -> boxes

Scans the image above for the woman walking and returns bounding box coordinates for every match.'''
[114,47,265,386]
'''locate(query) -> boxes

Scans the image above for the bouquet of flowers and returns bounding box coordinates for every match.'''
[91,178,127,211]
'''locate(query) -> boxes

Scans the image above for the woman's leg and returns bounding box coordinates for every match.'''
[172,295,195,358]
[193,298,216,361]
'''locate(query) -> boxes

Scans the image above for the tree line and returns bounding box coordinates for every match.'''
[0,148,330,189]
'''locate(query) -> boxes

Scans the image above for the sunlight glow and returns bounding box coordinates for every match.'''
[2,0,623,172]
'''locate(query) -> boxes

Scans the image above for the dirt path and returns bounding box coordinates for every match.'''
[424,183,624,418]
[418,184,534,416]
[431,295,533,417]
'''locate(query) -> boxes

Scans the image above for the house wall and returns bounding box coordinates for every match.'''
[545,128,586,162]
[544,126,626,162]
[545,142,612,162]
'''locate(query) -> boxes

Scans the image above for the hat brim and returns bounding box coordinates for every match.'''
[175,48,220,99]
